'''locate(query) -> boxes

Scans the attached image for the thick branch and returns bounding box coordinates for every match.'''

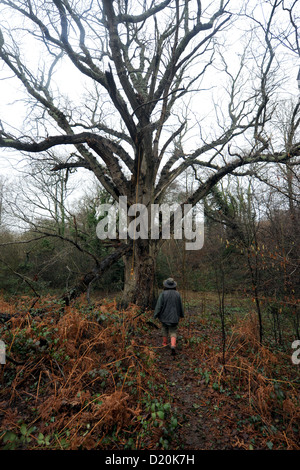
[184,149,299,209]
[116,0,173,24]
[62,242,132,305]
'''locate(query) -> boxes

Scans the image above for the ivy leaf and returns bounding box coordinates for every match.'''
[20,424,27,436]
[3,431,17,443]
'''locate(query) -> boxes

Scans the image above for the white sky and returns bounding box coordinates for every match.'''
[0,1,299,189]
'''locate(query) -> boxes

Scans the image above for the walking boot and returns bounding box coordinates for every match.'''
[171,336,176,356]
[162,337,168,347]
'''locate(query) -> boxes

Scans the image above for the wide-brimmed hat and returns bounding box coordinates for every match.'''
[163,278,177,288]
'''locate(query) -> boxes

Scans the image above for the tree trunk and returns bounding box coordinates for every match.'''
[121,239,158,310]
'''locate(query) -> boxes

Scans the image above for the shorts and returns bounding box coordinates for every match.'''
[162,323,178,338]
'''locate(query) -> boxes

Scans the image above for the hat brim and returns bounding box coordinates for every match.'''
[163,280,177,288]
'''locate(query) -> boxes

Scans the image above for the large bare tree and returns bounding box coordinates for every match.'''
[0,0,299,307]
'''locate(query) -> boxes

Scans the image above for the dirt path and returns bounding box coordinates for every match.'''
[149,324,240,450]
[149,327,233,450]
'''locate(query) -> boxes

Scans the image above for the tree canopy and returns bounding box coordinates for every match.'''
[0,0,299,306]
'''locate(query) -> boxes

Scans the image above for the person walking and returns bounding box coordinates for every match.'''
[154,278,184,356]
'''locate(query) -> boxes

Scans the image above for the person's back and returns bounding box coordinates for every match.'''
[156,289,183,325]
[154,278,184,355]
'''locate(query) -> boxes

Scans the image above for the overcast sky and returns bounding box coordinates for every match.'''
[0,1,299,182]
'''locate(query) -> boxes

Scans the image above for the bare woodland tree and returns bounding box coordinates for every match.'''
[0,176,4,227]
[0,0,299,307]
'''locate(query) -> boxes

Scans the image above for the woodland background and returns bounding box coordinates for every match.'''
[0,0,299,451]
[0,166,299,450]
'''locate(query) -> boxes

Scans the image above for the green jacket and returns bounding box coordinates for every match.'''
[154,289,184,325]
